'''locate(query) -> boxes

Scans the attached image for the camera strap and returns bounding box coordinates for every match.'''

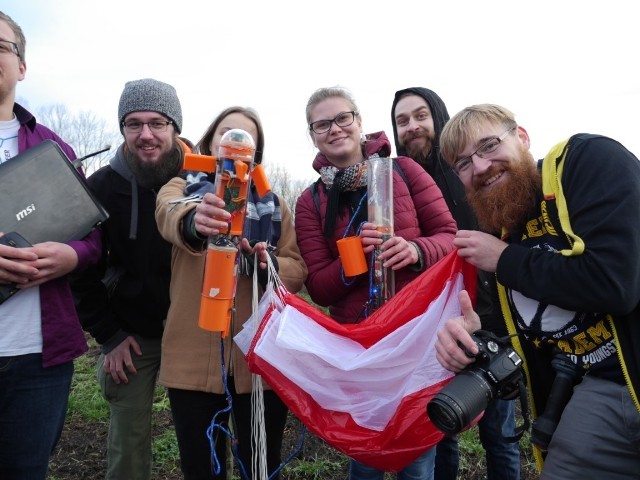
[502,377,531,443]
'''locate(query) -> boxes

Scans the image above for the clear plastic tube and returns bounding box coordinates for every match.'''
[367,154,395,308]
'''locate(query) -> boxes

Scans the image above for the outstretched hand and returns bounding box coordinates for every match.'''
[193,193,231,237]
[435,290,482,372]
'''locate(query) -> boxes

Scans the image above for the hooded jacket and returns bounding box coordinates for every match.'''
[391,88,502,333]
[72,144,175,351]
[295,131,456,323]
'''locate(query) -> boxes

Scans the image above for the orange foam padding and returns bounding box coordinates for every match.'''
[183,153,217,173]
[235,160,249,180]
[198,243,238,336]
[252,164,271,197]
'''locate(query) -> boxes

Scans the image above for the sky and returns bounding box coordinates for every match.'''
[6,0,639,182]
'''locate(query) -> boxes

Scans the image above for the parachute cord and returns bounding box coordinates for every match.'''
[251,258,269,479]
[206,337,252,478]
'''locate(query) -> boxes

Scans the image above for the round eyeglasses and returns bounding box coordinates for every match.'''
[309,111,358,134]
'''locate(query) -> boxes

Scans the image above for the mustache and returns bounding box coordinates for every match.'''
[472,165,503,190]
[403,130,428,142]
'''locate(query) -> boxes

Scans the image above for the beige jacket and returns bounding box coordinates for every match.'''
[155,177,307,394]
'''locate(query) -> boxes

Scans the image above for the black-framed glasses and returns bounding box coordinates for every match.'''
[0,39,20,58]
[453,126,516,176]
[122,120,173,134]
[309,111,358,134]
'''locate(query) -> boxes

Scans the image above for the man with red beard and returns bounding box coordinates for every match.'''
[436,104,640,479]
[72,78,186,480]
[391,89,521,480]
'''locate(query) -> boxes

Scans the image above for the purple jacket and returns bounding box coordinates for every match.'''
[14,103,101,367]
[295,131,457,323]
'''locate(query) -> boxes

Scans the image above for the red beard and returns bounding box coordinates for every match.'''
[467,148,541,235]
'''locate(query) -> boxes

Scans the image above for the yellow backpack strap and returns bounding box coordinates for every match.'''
[541,138,585,257]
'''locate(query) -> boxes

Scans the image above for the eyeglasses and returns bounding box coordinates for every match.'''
[309,111,358,134]
[122,120,173,134]
[453,126,516,176]
[0,39,20,58]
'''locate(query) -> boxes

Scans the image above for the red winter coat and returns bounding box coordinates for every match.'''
[295,131,457,323]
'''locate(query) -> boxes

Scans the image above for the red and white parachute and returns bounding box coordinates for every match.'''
[235,251,476,472]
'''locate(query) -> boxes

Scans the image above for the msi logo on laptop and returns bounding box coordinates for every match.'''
[0,140,108,244]
[15,203,36,221]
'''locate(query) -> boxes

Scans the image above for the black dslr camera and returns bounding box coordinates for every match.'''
[427,330,524,436]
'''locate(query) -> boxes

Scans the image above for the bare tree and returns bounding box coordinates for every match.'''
[36,104,120,175]
[263,162,314,218]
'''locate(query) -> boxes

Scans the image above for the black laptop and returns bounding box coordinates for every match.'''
[0,140,109,244]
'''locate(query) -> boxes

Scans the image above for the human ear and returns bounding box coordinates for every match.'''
[516,126,530,149]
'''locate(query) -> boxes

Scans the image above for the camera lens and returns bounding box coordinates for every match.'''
[427,370,495,435]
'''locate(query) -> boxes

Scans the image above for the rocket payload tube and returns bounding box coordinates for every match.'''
[367,154,395,310]
[183,128,270,336]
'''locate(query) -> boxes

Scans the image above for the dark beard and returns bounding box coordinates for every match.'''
[407,146,429,166]
[125,142,183,190]
[467,149,541,235]
[403,132,433,166]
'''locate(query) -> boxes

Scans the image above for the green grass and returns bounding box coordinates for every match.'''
[67,351,108,421]
[67,339,180,468]
[282,455,347,479]
[151,426,181,471]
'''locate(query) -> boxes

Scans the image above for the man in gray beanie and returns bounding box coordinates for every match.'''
[72,78,187,480]
[118,78,183,134]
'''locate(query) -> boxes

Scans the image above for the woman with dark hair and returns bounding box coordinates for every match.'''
[156,106,307,479]
[194,106,265,162]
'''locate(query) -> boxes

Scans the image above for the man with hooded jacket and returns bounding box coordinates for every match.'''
[72,78,186,480]
[391,87,521,480]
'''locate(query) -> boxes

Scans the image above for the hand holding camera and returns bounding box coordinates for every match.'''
[428,329,525,436]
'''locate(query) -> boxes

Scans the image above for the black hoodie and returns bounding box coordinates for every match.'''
[71,145,176,351]
[391,87,502,332]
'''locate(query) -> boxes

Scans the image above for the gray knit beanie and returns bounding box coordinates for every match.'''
[118,78,182,133]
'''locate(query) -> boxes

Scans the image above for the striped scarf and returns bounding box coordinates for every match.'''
[319,161,368,237]
[184,171,281,247]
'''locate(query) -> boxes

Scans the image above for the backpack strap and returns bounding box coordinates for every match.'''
[541,137,584,257]
[311,177,323,216]
[392,160,411,195]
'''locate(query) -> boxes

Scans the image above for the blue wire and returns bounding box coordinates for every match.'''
[207,337,242,477]
[207,335,305,479]
[340,192,368,286]
[268,423,307,479]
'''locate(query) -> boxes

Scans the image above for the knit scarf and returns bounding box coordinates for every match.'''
[319,161,368,237]
[184,171,281,247]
